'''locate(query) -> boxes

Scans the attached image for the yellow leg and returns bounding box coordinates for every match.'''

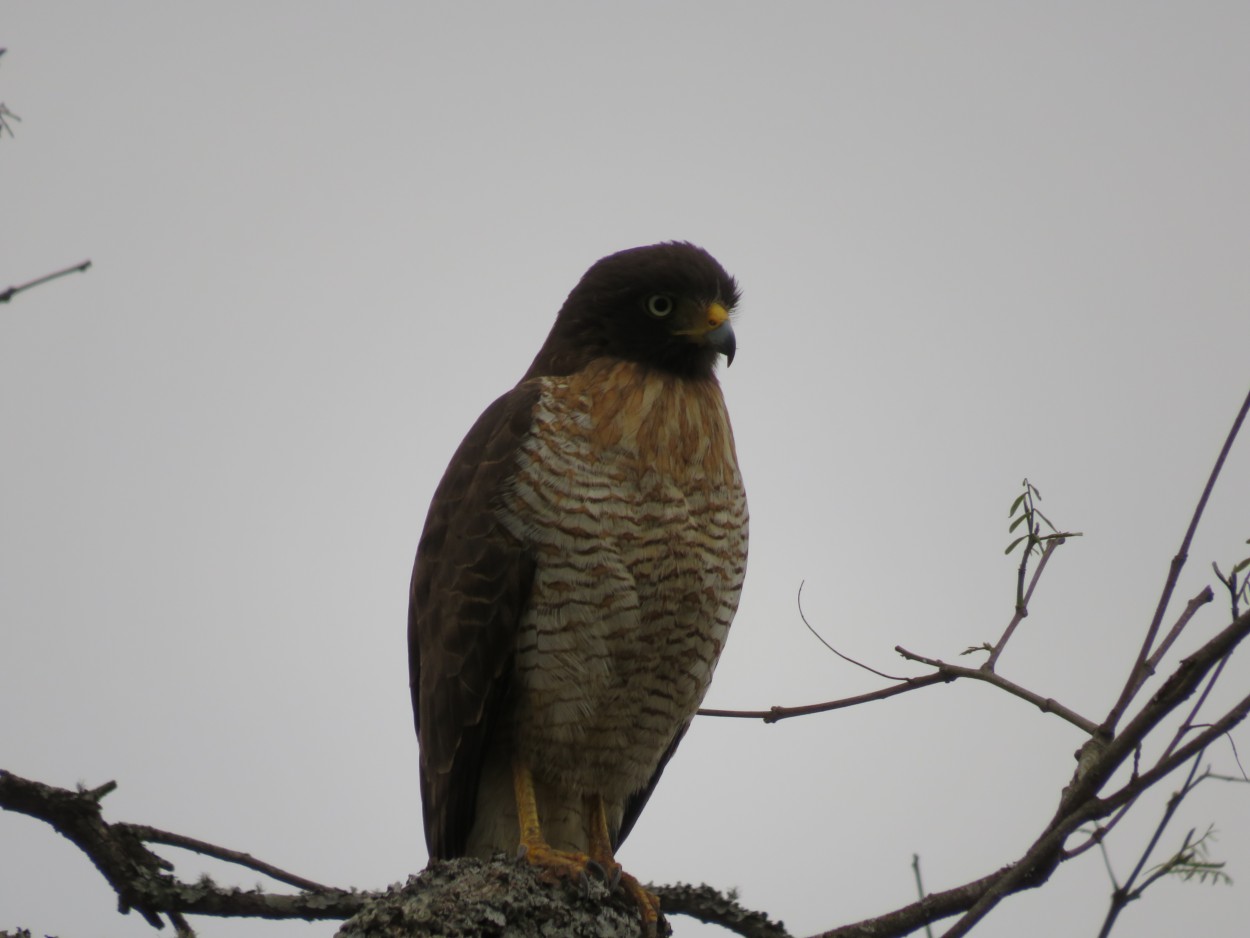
[584,792,662,934]
[512,757,592,878]
[511,759,662,935]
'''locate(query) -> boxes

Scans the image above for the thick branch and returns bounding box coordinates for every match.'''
[1,769,778,937]
[807,608,1250,938]
[0,770,366,925]
[1058,608,1250,818]
[651,882,791,938]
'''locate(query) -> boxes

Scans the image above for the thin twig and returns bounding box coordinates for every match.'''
[709,530,1073,725]
[1066,625,1245,862]
[797,581,911,681]
[0,259,93,303]
[1164,650,1233,764]
[698,672,950,723]
[169,909,195,937]
[851,615,1250,938]
[1144,587,1216,676]
[1092,830,1119,892]
[1102,695,1250,818]
[119,824,337,893]
[895,646,1102,736]
[911,855,935,938]
[1103,385,1250,734]
[935,695,1250,938]
[1118,756,1205,893]
[986,538,1063,670]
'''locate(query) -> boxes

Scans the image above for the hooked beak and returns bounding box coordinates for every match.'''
[698,302,736,366]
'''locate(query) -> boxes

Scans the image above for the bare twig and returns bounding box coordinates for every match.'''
[1103,385,1250,734]
[0,101,19,138]
[1095,755,1207,938]
[1091,828,1119,892]
[0,259,93,303]
[703,531,1074,726]
[0,770,366,924]
[986,537,1064,670]
[1213,547,1250,620]
[797,581,910,681]
[810,610,1250,938]
[1057,610,1250,821]
[937,691,1250,938]
[0,769,787,937]
[911,855,935,938]
[698,672,950,723]
[117,824,337,894]
[1145,588,1216,676]
[895,646,1102,736]
[700,637,1099,733]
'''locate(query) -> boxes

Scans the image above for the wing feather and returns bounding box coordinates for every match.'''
[408,382,540,858]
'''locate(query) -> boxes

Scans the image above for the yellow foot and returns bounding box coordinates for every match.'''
[516,843,662,936]
[612,865,663,936]
[515,839,595,884]
[511,761,664,934]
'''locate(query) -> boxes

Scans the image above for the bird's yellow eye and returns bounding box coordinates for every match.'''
[645,294,674,318]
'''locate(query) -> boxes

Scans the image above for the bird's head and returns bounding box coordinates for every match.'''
[526,241,740,380]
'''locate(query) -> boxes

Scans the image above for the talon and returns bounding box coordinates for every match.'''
[617,870,662,935]
[511,763,665,933]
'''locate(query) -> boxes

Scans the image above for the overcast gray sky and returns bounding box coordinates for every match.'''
[3,3,1249,937]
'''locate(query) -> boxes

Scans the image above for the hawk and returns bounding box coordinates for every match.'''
[408,242,748,928]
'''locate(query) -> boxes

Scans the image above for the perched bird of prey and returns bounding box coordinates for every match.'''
[408,242,748,928]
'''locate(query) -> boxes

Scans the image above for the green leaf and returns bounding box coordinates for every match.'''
[1006,535,1027,555]
[1009,493,1027,516]
[1009,514,1029,533]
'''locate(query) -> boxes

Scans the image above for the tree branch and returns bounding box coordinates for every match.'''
[650,882,792,938]
[0,770,368,926]
[702,532,1081,730]
[0,769,782,938]
[986,537,1063,670]
[0,259,92,303]
[1103,385,1250,733]
[806,608,1250,938]
[1094,755,1207,938]
[893,647,1102,736]
[698,672,950,723]
[117,824,338,894]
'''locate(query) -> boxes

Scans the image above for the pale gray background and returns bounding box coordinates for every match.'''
[2,3,1249,937]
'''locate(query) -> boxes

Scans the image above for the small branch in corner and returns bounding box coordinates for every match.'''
[1,260,93,304]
